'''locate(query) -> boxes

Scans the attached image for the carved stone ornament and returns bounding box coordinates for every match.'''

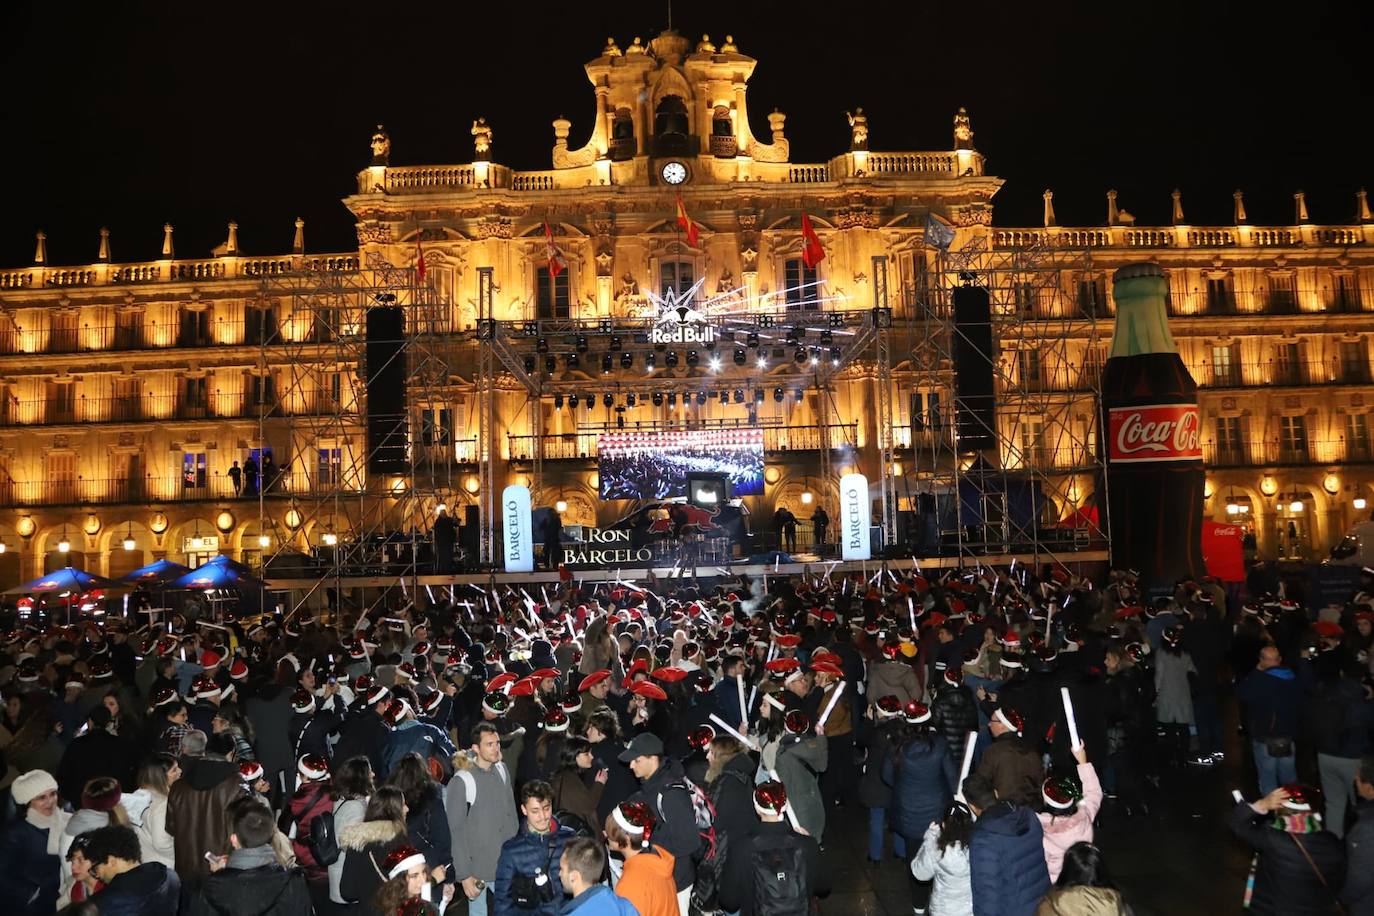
[118,432,136,447]
[595,248,614,277]
[1353,394,1365,407]
[617,273,639,300]
[737,213,759,230]
[474,216,515,239]
[53,435,69,449]
[356,223,393,245]
[592,218,615,237]
[835,207,880,229]
[1221,397,1237,410]
[955,205,993,226]
[740,245,759,271]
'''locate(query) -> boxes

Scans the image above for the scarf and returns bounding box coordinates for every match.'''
[27,806,73,856]
[227,844,280,871]
[1273,812,1323,834]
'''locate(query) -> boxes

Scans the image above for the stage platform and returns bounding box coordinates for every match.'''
[262,549,1110,593]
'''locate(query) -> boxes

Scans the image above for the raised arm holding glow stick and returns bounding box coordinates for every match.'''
[954,730,978,801]
[1060,686,1081,750]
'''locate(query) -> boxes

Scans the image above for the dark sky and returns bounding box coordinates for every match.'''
[3,1,1370,266]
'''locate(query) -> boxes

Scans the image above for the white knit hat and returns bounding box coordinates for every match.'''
[11,769,58,805]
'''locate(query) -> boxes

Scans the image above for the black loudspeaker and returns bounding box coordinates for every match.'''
[686,473,730,509]
[460,504,480,559]
[952,285,996,451]
[366,306,408,473]
[895,510,917,548]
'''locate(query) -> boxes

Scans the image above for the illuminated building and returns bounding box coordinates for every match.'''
[0,29,1369,587]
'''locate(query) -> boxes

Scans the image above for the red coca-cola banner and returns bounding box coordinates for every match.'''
[1201,520,1246,582]
[1107,404,1203,463]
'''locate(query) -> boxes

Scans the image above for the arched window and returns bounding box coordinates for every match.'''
[610,108,635,161]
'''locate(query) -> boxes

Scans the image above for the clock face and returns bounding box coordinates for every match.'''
[661,161,688,185]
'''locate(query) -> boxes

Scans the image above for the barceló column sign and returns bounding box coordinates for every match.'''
[840,472,872,561]
[502,485,533,573]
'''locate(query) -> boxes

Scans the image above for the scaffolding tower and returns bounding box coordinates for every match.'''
[253,253,462,616]
[903,238,1110,566]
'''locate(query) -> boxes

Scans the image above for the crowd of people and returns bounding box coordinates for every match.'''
[598,446,763,501]
[0,561,1371,916]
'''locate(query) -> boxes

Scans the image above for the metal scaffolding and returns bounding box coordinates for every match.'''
[902,238,1109,565]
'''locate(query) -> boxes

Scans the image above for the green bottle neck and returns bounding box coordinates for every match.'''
[1109,273,1178,357]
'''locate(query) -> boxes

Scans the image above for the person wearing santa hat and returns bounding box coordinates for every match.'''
[1231,784,1346,915]
[972,707,1043,810]
[717,781,826,916]
[760,709,829,842]
[603,801,678,916]
[883,702,956,913]
[333,682,395,778]
[963,772,1049,916]
[867,635,921,705]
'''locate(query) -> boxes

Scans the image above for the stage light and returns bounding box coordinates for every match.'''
[601,354,613,373]
[794,389,804,401]
[830,346,841,364]
[645,352,657,372]
[785,327,799,344]
[545,356,557,373]
[554,394,564,409]
[794,347,807,364]
[734,389,744,403]
[584,395,594,411]
[567,352,580,369]
[720,390,729,404]
[323,531,338,547]
[652,392,664,406]
[666,351,679,368]
[686,350,699,367]
[620,351,633,369]
[755,389,765,403]
[773,387,784,402]
[746,331,759,348]
[626,392,636,407]
[603,393,614,407]
[668,392,677,407]
[709,356,721,372]
[696,391,707,406]
[820,329,833,345]
[537,337,549,353]
[576,335,588,352]
[610,335,622,350]
[569,394,580,408]
[734,348,746,365]
[523,356,536,373]
[757,355,768,368]
[810,352,819,366]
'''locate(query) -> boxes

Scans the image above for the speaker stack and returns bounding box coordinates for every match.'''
[365,305,409,473]
[952,284,997,452]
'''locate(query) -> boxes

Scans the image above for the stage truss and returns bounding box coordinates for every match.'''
[901,238,1110,566]
[253,256,462,615]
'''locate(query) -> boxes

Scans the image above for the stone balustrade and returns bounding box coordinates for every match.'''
[993,224,1371,250]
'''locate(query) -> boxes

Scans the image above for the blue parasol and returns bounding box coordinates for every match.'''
[4,566,118,595]
[170,554,261,590]
[119,558,192,586]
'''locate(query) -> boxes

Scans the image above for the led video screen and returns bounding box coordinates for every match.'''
[597,428,765,500]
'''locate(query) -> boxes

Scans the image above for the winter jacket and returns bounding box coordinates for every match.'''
[867,659,921,704]
[286,779,335,881]
[191,856,312,916]
[974,732,1044,810]
[615,845,678,916]
[384,719,457,777]
[1152,649,1196,725]
[1308,677,1372,759]
[968,801,1050,916]
[1343,798,1374,915]
[166,755,248,885]
[334,708,391,776]
[706,753,757,851]
[338,818,409,916]
[56,728,136,803]
[589,738,637,826]
[1229,801,1347,915]
[566,885,638,916]
[882,734,957,842]
[1236,666,1303,740]
[551,767,605,832]
[931,685,979,766]
[445,754,519,883]
[136,790,176,868]
[90,861,180,916]
[717,819,826,916]
[246,687,295,786]
[1034,887,1131,916]
[911,821,972,916]
[817,681,852,736]
[405,787,453,875]
[772,734,829,841]
[711,676,747,729]
[0,813,62,916]
[492,819,575,916]
[329,795,369,904]
[1037,762,1103,882]
[632,758,702,891]
[855,718,902,809]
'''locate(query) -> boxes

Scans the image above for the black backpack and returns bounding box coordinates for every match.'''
[309,808,340,867]
[750,833,809,916]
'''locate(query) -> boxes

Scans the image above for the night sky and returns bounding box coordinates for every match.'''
[3,1,1370,266]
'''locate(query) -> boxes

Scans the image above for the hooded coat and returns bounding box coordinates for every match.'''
[866,659,921,705]
[771,734,829,841]
[190,850,312,916]
[968,801,1050,916]
[632,757,702,891]
[89,861,180,916]
[1229,801,1347,915]
[883,733,957,842]
[1034,887,1131,915]
[613,845,679,916]
[166,755,247,885]
[1037,762,1104,882]
[911,821,972,916]
[337,818,409,916]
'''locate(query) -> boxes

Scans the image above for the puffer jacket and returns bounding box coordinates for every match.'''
[1038,762,1103,882]
[968,801,1049,916]
[90,861,180,916]
[974,732,1044,810]
[285,779,335,882]
[931,684,979,765]
[882,733,957,841]
[867,659,921,704]
[166,755,248,886]
[338,818,409,916]
[1229,801,1347,915]
[911,821,972,916]
[0,813,64,916]
[492,820,575,916]
[772,734,829,841]
[1034,886,1131,915]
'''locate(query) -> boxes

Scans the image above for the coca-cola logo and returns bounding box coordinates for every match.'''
[1108,404,1203,463]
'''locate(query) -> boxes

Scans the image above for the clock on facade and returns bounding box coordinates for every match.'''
[660,161,688,185]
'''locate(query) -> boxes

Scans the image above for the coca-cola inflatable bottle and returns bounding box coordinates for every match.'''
[1101,262,1205,592]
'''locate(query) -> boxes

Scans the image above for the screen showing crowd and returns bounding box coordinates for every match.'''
[597,428,765,500]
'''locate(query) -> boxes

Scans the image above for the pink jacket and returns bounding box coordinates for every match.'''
[1037,761,1103,882]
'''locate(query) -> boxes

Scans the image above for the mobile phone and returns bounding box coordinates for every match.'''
[327,676,337,685]
[1232,790,1245,804]
[204,851,219,863]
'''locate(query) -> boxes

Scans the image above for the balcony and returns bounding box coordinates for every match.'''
[1197,358,1371,389]
[0,470,371,509]
[506,423,860,462]
[997,365,1104,394]
[1203,438,1372,467]
[0,392,357,427]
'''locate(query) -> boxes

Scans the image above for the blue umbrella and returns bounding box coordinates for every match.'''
[4,566,118,595]
[171,555,261,590]
[120,559,192,586]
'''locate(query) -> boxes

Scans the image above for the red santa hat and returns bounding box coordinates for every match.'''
[239,761,265,784]
[384,844,427,879]
[290,689,316,714]
[903,701,932,725]
[612,801,656,848]
[875,695,903,719]
[297,754,330,782]
[993,707,1024,736]
[753,780,789,818]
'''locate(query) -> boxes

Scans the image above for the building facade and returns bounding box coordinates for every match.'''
[0,29,1369,587]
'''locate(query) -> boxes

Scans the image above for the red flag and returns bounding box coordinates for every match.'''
[675,194,700,247]
[801,213,825,269]
[544,221,566,277]
[415,232,427,283]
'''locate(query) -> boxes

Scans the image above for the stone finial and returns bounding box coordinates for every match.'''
[1233,189,1248,224]
[1106,190,1119,226]
[1359,188,1372,223]
[98,227,111,262]
[1171,189,1185,225]
[33,231,46,265]
[370,124,390,166]
[1295,191,1310,224]
[626,36,645,55]
[720,34,738,52]
[162,223,175,258]
[696,34,716,53]
[471,117,493,161]
[1042,190,1056,228]
[293,217,305,254]
[768,109,787,142]
[602,36,621,57]
[225,221,239,256]
[953,107,974,150]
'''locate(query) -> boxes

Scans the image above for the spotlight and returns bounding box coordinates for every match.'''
[734,389,744,403]
[537,337,549,353]
[746,331,759,348]
[626,392,636,407]
[603,393,614,407]
[696,391,707,406]
[686,350,699,367]
[719,390,729,404]
[830,346,841,364]
[666,351,679,368]
[599,318,613,333]
[709,356,721,372]
[755,389,765,403]
[569,394,579,408]
[576,335,588,352]
[668,392,677,407]
[645,352,657,371]
[794,389,804,401]
[567,352,580,369]
[757,354,768,368]
[620,351,633,369]
[820,328,833,345]
[794,347,807,364]
[554,394,564,409]
[584,395,594,410]
[610,335,622,350]
[774,387,784,402]
[545,355,557,373]
[601,354,613,373]
[734,348,746,365]
[523,356,535,373]
[652,392,664,406]
[809,350,819,365]
[786,327,798,344]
